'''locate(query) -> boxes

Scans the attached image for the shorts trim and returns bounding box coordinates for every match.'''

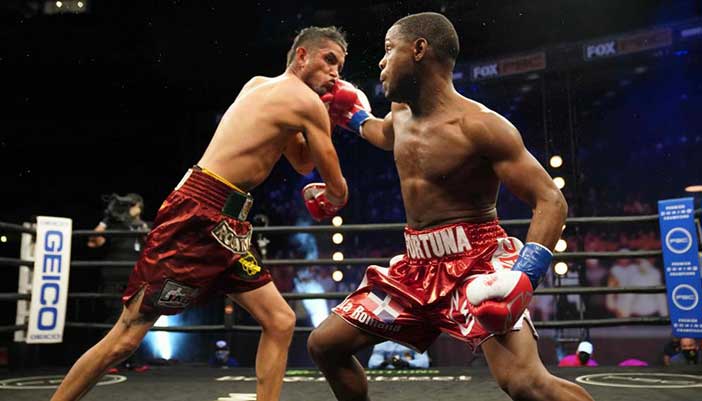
[473,311,539,351]
[331,310,428,353]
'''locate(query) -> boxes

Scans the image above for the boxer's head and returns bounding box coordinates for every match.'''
[380,12,459,102]
[287,26,347,95]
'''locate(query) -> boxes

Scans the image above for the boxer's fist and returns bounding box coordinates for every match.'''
[321,80,373,134]
[301,183,346,221]
[466,270,533,334]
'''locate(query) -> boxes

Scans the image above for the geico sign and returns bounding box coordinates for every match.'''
[37,230,64,330]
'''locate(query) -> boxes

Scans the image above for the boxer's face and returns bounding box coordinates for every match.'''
[379,25,416,102]
[299,40,345,95]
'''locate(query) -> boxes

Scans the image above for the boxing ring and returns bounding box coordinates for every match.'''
[1,211,701,401]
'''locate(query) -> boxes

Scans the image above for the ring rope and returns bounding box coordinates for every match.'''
[0,285,669,302]
[0,316,672,334]
[1,209,699,236]
[0,250,675,270]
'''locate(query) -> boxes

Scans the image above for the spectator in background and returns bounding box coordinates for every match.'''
[669,338,700,366]
[662,337,681,367]
[558,341,598,367]
[209,340,239,368]
[368,341,429,369]
[606,251,666,318]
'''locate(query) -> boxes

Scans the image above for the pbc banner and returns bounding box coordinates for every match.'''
[26,216,73,344]
[658,198,702,338]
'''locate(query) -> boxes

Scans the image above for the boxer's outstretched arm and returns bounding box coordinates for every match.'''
[302,97,348,204]
[357,112,394,151]
[474,113,567,250]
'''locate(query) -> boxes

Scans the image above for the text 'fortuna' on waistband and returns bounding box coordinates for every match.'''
[404,225,472,259]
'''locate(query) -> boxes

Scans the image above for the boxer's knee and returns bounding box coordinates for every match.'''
[307,328,330,363]
[260,305,296,340]
[495,369,551,401]
[307,325,345,364]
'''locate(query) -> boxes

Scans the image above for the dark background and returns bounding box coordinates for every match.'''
[1,0,701,367]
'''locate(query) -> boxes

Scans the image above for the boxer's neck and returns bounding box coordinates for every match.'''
[407,73,456,116]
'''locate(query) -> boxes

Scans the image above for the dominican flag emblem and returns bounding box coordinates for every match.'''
[361,288,404,324]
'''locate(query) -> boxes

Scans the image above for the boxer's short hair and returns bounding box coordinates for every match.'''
[286,26,347,66]
[393,12,459,65]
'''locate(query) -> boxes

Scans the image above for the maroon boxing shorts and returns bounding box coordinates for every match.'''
[122,166,271,315]
[333,220,536,351]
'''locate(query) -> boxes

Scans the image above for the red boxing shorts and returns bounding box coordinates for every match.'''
[333,220,536,351]
[122,166,272,315]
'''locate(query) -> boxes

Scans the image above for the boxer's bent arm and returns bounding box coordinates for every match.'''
[358,112,394,151]
[302,99,348,203]
[283,132,314,175]
[476,115,567,250]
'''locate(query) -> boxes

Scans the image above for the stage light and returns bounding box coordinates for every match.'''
[332,233,344,244]
[332,216,343,227]
[332,252,344,261]
[56,1,63,7]
[554,177,565,189]
[554,262,569,276]
[555,239,567,252]
[332,270,344,282]
[77,1,84,7]
[0,235,6,243]
[549,155,563,168]
[152,316,172,360]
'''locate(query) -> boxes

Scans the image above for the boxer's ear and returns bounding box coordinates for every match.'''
[413,38,428,62]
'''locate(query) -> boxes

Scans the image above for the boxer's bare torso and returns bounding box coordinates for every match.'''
[198,75,321,191]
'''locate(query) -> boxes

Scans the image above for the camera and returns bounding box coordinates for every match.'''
[102,193,143,223]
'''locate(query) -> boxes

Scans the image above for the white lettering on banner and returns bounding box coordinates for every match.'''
[472,64,498,79]
[405,226,472,259]
[585,41,617,59]
[27,217,72,344]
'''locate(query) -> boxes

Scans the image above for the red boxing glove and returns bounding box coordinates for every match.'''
[321,80,373,134]
[465,270,533,334]
[301,183,346,222]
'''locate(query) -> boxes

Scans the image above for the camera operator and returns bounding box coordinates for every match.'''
[88,193,149,254]
[87,193,151,372]
[88,192,150,302]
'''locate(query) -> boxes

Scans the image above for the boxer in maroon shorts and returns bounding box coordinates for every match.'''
[53,26,350,401]
[309,13,594,401]
[121,166,273,316]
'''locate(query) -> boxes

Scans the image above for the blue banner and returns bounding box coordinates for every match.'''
[658,198,702,338]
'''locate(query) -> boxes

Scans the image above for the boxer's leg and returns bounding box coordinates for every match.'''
[51,288,158,401]
[482,327,594,401]
[308,314,383,401]
[229,282,296,401]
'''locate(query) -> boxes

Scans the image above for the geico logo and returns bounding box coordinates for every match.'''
[472,64,498,79]
[586,41,616,58]
[38,230,64,331]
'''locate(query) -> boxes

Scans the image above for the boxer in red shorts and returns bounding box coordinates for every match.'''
[308,13,595,401]
[52,26,350,401]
